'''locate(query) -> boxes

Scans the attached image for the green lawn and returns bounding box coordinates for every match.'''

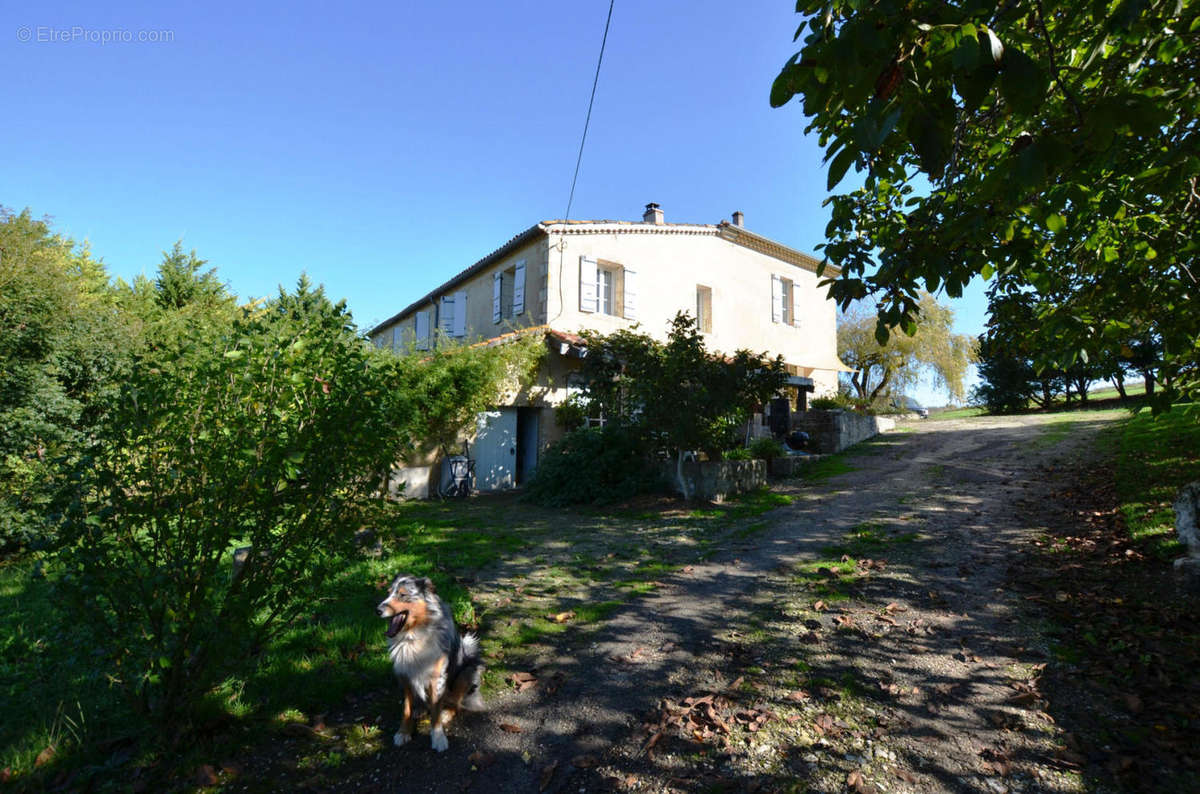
[0,487,799,786]
[1114,403,1199,557]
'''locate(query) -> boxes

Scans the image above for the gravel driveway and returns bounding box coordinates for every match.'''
[241,412,1121,793]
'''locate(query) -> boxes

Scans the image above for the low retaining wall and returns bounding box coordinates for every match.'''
[767,454,826,478]
[792,410,895,454]
[660,459,766,503]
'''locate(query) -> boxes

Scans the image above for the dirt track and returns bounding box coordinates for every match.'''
[241,412,1122,793]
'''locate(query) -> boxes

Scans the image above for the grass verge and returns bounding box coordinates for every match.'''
[1114,404,1199,557]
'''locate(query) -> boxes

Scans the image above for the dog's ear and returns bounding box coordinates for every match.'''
[420,577,436,595]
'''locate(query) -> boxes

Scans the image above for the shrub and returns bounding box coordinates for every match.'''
[56,281,407,736]
[723,447,753,461]
[524,425,662,507]
[809,396,841,410]
[748,437,786,460]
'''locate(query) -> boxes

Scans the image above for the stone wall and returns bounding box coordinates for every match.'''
[660,459,767,503]
[792,410,895,454]
[767,454,825,478]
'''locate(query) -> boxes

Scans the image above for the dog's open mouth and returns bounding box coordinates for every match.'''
[385,610,409,638]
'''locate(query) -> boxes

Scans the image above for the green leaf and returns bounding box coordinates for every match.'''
[954,65,997,112]
[224,349,245,360]
[952,31,982,71]
[827,148,856,191]
[1000,48,1046,116]
[1102,246,1119,263]
[874,322,890,345]
[770,58,802,108]
[159,656,172,668]
[981,262,996,280]
[1045,213,1066,233]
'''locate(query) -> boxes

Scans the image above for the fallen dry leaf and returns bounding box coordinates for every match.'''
[538,760,557,790]
[550,611,575,623]
[894,768,918,783]
[468,750,497,768]
[34,746,56,767]
[500,723,523,733]
[507,671,538,692]
[570,754,600,768]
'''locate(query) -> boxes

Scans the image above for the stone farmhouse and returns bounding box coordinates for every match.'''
[368,203,848,496]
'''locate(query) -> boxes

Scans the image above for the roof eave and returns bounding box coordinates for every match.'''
[367,223,548,336]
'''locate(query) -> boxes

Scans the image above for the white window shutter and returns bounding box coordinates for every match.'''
[440,296,455,335]
[622,268,637,320]
[512,261,526,316]
[452,291,467,337]
[791,282,803,327]
[492,272,502,324]
[771,275,784,323]
[415,310,430,350]
[579,256,599,313]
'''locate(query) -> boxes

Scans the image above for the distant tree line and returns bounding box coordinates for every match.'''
[973,273,1167,413]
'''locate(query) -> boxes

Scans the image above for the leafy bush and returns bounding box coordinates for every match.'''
[723,447,753,461]
[523,425,662,507]
[0,210,132,551]
[56,281,408,735]
[570,314,787,498]
[809,396,842,410]
[748,438,786,460]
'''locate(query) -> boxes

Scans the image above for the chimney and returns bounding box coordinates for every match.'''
[642,202,664,225]
[732,210,745,227]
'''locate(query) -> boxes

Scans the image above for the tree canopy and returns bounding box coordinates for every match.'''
[772,0,1198,407]
[838,292,977,405]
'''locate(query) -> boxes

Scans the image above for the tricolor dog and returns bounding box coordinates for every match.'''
[376,574,484,751]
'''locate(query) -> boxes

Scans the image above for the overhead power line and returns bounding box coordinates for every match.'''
[564,0,615,220]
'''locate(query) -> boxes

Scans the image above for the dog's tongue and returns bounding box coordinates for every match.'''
[386,612,408,638]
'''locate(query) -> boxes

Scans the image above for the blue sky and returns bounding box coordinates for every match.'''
[3,0,985,405]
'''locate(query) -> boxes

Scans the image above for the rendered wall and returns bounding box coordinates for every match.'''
[543,226,841,396]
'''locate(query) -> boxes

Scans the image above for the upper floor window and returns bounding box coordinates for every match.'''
[771,274,800,327]
[580,256,637,320]
[492,260,527,324]
[440,291,467,338]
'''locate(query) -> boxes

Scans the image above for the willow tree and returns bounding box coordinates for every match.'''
[838,292,976,405]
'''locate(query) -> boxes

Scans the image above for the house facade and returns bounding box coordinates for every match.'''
[369,204,848,496]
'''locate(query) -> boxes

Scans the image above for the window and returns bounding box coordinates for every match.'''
[414,310,431,350]
[695,285,712,333]
[598,266,616,315]
[492,260,527,324]
[440,292,467,337]
[566,373,605,427]
[771,274,800,326]
[580,256,637,319]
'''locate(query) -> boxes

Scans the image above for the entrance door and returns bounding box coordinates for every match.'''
[516,407,540,484]
[473,409,517,491]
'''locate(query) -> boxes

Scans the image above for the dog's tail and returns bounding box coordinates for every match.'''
[456,632,485,711]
